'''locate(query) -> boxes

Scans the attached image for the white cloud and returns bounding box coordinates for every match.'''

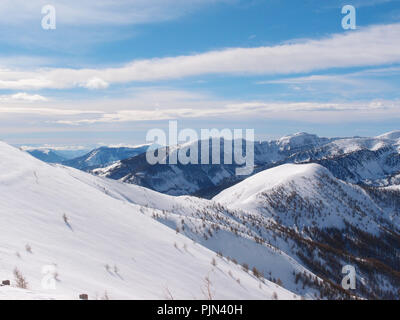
[81,77,109,90]
[52,95,400,125]
[0,87,399,128]
[1,23,400,90]
[257,66,400,97]
[261,67,400,85]
[261,75,360,86]
[0,92,48,102]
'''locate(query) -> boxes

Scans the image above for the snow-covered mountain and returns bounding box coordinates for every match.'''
[288,132,400,186]
[93,133,335,197]
[214,163,384,232]
[2,140,400,299]
[91,159,400,299]
[25,149,68,164]
[62,145,151,171]
[97,159,400,299]
[213,163,400,299]
[22,147,89,163]
[93,131,400,197]
[0,141,298,300]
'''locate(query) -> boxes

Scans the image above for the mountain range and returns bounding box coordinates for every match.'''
[26,145,151,171]
[2,130,400,299]
[62,145,151,171]
[92,131,400,198]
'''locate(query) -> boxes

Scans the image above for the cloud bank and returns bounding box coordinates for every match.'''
[1,23,399,90]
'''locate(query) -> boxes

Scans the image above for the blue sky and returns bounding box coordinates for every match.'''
[0,0,399,148]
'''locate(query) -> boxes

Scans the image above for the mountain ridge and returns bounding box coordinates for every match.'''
[93,131,400,197]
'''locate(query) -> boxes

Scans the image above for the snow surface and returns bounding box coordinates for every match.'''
[213,163,385,233]
[377,130,400,141]
[0,141,296,300]
[60,164,317,298]
[278,133,325,151]
[214,164,319,207]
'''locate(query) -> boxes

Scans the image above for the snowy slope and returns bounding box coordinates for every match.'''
[0,141,295,300]
[377,130,400,141]
[4,139,399,299]
[213,163,384,232]
[213,163,400,299]
[60,165,322,298]
[213,164,314,207]
[277,133,331,151]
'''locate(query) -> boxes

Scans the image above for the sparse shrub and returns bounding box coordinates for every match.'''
[101,291,110,300]
[203,277,213,300]
[63,213,69,224]
[13,268,28,289]
[25,244,32,253]
[252,267,262,279]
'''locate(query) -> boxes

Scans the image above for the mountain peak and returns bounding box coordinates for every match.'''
[278,132,322,149]
[377,130,400,140]
[213,163,330,206]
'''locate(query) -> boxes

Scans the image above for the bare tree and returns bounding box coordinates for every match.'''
[202,276,213,300]
[101,290,110,300]
[13,268,28,289]
[164,286,174,300]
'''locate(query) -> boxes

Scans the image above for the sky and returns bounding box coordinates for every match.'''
[0,0,400,148]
